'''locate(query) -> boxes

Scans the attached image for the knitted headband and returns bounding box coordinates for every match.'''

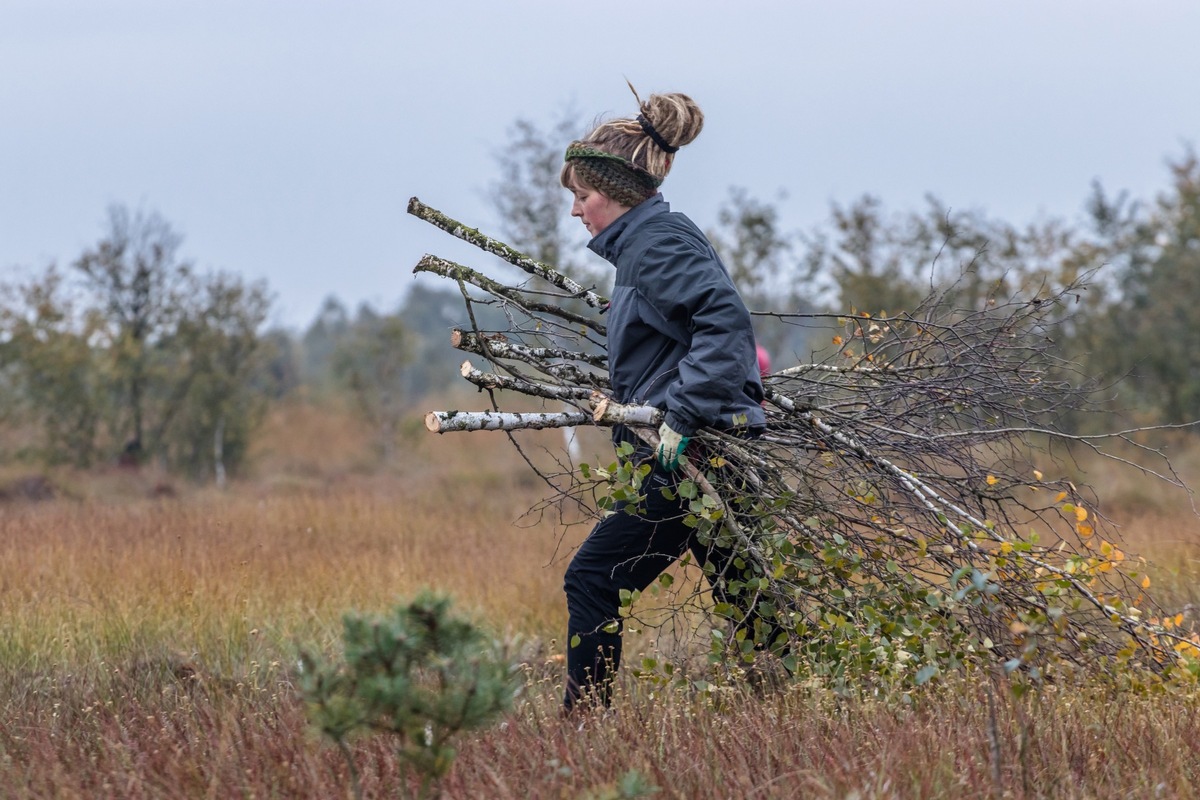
[564,142,661,208]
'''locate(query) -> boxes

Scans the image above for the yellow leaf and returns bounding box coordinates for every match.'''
[832,335,844,345]
[986,475,999,486]
[1075,506,1088,523]
[1176,613,1185,626]
[1033,469,1044,481]
[1099,541,1114,556]
[1142,575,1152,589]
[1054,491,1068,502]
[999,541,1013,554]
[1114,549,1126,563]
[1077,523,1094,537]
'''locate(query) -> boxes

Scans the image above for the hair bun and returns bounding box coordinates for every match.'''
[639,92,704,151]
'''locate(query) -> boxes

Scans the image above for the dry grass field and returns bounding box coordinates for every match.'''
[3,400,1200,798]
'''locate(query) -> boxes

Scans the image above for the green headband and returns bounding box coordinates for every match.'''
[564,142,661,208]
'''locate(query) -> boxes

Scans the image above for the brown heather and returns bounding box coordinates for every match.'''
[2,402,1200,798]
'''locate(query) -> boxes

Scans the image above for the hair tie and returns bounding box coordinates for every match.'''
[637,114,678,154]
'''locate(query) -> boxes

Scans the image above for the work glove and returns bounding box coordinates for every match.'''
[655,421,689,471]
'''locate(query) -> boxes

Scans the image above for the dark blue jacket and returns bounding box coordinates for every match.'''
[589,194,765,444]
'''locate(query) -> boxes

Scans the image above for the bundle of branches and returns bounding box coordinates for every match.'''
[409,197,1198,689]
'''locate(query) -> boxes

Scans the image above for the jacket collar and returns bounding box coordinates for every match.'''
[587,194,669,265]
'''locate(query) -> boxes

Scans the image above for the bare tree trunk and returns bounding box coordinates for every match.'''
[214,415,226,489]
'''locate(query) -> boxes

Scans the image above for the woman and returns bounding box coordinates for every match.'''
[560,88,769,711]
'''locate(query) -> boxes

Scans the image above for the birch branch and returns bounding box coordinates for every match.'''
[427,394,657,433]
[425,410,593,433]
[589,394,662,428]
[459,360,594,401]
[450,329,607,368]
[415,254,606,336]
[805,411,1154,640]
[407,197,609,310]
[765,382,1154,642]
[451,329,610,389]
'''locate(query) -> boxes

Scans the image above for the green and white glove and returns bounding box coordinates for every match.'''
[655,421,690,471]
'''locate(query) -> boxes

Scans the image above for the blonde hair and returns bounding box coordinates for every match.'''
[562,84,704,195]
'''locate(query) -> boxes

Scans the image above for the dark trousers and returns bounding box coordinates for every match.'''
[562,452,774,710]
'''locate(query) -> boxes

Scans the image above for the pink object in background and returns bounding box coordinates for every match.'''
[756,344,771,377]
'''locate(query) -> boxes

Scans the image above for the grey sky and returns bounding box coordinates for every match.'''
[2,1,1197,329]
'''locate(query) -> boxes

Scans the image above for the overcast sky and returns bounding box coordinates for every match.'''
[2,1,1198,329]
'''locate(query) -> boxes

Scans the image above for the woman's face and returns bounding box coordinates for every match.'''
[568,180,630,237]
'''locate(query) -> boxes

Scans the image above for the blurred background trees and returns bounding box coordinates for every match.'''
[2,144,1198,483]
[1074,151,1200,425]
[1,205,272,479]
[331,306,411,464]
[488,112,592,283]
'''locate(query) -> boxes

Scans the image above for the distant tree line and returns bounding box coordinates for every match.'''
[2,129,1197,481]
[0,205,511,479]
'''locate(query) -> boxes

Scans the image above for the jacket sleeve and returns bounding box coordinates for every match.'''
[636,234,758,437]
